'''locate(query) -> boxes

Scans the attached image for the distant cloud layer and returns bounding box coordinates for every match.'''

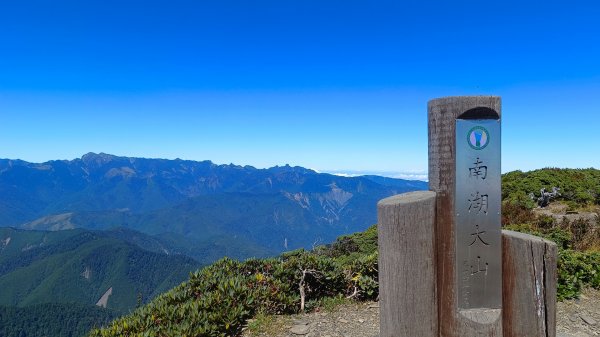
[324,170,428,182]
[391,173,429,181]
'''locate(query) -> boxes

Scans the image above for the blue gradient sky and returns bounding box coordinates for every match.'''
[1,1,599,179]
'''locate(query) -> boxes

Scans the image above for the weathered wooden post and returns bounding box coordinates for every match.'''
[502,230,557,337]
[429,96,503,336]
[378,191,437,337]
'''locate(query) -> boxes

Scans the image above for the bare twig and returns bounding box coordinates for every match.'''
[346,286,359,299]
[311,237,323,251]
[298,268,322,311]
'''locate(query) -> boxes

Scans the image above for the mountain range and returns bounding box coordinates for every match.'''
[0,153,427,336]
[1,153,427,260]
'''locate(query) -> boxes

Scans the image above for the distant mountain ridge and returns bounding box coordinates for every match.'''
[0,153,427,257]
[0,154,427,337]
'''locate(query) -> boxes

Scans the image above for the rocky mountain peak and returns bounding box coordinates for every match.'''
[81,152,118,166]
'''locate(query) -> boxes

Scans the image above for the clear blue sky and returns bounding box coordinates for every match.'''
[1,1,599,179]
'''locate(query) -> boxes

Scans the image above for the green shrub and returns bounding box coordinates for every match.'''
[319,224,378,265]
[344,252,379,300]
[565,201,579,212]
[501,201,537,226]
[569,218,592,248]
[536,214,555,229]
[502,168,600,207]
[557,250,600,300]
[544,227,573,250]
[90,228,380,337]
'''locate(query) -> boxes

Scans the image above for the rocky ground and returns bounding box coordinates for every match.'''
[243,288,599,337]
[557,288,600,337]
[533,203,599,227]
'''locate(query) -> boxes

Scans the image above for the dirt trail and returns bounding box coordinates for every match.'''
[244,288,599,337]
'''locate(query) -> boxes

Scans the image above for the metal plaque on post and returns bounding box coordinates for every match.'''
[455,116,502,310]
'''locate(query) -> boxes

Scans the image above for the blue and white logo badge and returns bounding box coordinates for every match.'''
[467,126,490,150]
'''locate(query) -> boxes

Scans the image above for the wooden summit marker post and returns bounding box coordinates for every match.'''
[429,96,503,336]
[379,96,557,337]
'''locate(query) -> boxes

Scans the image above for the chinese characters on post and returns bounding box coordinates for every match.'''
[456,119,502,310]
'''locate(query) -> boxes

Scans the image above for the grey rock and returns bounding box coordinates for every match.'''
[580,314,597,326]
[290,324,310,335]
[292,319,309,325]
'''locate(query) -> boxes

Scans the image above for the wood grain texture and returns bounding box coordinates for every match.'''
[428,96,503,337]
[502,230,557,337]
[378,191,437,337]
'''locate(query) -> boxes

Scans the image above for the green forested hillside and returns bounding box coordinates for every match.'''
[20,213,275,266]
[0,303,116,337]
[19,191,385,263]
[0,227,201,312]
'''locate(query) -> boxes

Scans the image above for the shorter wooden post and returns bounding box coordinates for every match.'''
[502,230,557,337]
[378,191,437,337]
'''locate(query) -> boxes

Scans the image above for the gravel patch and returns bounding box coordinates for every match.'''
[244,288,599,337]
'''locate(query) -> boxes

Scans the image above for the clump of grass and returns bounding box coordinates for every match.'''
[245,312,287,337]
[318,295,351,312]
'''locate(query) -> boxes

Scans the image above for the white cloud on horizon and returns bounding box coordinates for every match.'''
[391,173,429,181]
[329,172,361,178]
[323,170,428,182]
